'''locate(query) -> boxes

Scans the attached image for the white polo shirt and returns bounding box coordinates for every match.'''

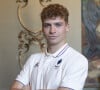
[16,43,88,90]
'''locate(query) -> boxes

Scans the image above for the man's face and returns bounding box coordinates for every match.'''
[42,17,69,46]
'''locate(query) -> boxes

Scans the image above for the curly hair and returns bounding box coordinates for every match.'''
[41,3,69,23]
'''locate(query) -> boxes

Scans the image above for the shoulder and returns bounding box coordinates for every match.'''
[21,52,45,74]
[23,52,44,69]
[67,47,88,61]
[63,46,88,68]
[26,52,44,64]
[29,52,44,59]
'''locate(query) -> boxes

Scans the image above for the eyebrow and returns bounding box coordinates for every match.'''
[43,21,63,25]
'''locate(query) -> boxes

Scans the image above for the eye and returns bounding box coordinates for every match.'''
[55,23,62,27]
[43,23,51,28]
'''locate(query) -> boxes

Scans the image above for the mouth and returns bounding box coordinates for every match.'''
[48,36,57,39]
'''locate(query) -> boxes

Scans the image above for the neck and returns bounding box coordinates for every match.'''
[47,41,67,54]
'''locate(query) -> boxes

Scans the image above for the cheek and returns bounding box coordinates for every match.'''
[42,29,47,34]
[43,28,49,33]
[43,30,49,38]
[43,30,49,35]
[59,28,67,34]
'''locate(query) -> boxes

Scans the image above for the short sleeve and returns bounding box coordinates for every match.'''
[60,57,88,90]
[16,55,35,85]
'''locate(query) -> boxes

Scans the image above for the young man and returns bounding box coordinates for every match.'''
[11,4,88,90]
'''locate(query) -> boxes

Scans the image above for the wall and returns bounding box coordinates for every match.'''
[0,0,20,89]
[0,0,99,90]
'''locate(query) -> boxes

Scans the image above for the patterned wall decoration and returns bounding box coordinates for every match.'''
[82,0,100,87]
[16,0,52,68]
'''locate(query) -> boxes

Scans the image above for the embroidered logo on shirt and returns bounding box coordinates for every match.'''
[55,59,62,67]
[34,62,39,67]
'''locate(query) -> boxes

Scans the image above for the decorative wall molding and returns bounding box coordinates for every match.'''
[16,0,51,68]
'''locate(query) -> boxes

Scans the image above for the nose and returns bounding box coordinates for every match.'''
[50,25,56,34]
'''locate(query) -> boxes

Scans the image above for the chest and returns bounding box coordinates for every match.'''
[30,56,66,89]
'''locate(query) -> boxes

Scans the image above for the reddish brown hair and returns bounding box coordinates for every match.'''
[41,4,69,23]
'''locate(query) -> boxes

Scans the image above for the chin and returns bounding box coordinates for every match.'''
[48,41,58,45]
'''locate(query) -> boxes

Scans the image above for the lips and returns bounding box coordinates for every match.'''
[48,36,57,39]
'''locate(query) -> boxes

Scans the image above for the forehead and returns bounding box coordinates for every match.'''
[43,17,65,23]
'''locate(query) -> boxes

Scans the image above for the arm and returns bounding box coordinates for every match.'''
[10,80,24,90]
[11,55,35,90]
[10,80,31,90]
[58,87,73,90]
[59,55,88,90]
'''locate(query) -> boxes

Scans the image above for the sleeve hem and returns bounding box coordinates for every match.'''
[60,83,82,90]
[15,78,27,86]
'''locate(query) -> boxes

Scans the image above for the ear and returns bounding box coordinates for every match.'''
[66,24,70,32]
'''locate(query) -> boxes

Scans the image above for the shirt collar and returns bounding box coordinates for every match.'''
[45,43,69,58]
